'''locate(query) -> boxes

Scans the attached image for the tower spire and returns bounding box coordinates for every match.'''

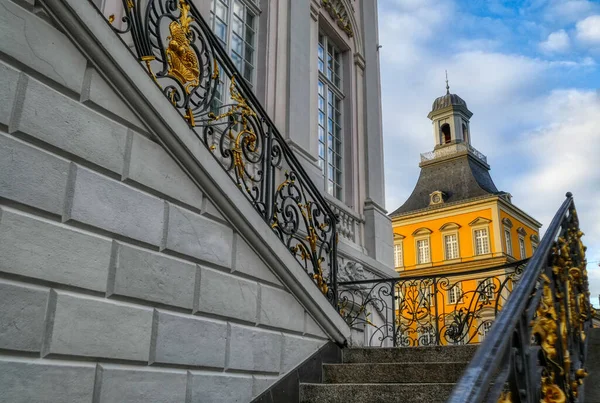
[445,70,450,95]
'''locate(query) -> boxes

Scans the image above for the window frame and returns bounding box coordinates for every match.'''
[480,319,493,342]
[478,278,495,301]
[473,227,491,256]
[394,241,404,269]
[416,238,431,265]
[504,228,513,256]
[519,236,526,259]
[448,281,463,305]
[443,233,460,261]
[210,0,260,87]
[317,32,345,200]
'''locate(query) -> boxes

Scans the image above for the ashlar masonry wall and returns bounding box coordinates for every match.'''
[0,0,333,401]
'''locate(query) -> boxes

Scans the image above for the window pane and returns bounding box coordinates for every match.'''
[230,52,243,71]
[243,63,253,81]
[232,15,243,34]
[317,33,344,200]
[215,2,228,20]
[246,12,255,29]
[233,0,243,17]
[214,20,227,43]
[231,33,243,55]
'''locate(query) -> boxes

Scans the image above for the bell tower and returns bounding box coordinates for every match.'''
[427,74,473,149]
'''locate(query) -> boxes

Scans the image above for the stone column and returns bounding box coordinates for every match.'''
[286,0,323,186]
[359,0,392,266]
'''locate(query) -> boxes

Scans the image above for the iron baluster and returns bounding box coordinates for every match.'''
[433,277,440,345]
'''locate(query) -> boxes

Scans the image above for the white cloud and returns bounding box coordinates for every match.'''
[540,29,570,53]
[576,15,600,44]
[511,89,600,304]
[538,0,600,24]
[378,0,600,303]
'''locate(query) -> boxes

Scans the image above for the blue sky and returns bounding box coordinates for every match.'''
[377,0,600,306]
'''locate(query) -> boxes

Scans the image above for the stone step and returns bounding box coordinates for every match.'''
[299,382,455,403]
[343,345,478,364]
[323,361,468,384]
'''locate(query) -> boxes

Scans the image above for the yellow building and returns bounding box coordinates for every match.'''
[389,84,541,345]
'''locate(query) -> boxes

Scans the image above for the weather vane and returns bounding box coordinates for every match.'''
[445,70,450,94]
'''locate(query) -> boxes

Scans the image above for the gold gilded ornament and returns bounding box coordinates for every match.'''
[166,0,200,94]
[497,391,511,403]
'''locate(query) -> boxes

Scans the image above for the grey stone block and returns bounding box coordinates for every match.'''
[96,365,187,403]
[259,285,305,333]
[46,291,153,361]
[82,67,146,130]
[111,243,196,309]
[233,235,281,285]
[0,1,86,93]
[152,310,227,368]
[281,334,325,372]
[228,324,282,373]
[0,132,69,215]
[164,204,233,268]
[195,266,258,322]
[126,133,203,210]
[305,312,327,338]
[18,78,128,174]
[0,359,95,403]
[67,166,164,246]
[202,198,226,222]
[253,375,278,398]
[0,61,19,125]
[0,208,112,291]
[0,280,49,352]
[188,372,253,403]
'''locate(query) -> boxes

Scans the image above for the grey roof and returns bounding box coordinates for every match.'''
[390,153,500,217]
[430,92,468,114]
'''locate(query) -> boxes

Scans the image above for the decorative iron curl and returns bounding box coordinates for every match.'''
[104,0,339,305]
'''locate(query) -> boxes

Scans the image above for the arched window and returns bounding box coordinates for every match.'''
[441,124,451,144]
[462,123,469,143]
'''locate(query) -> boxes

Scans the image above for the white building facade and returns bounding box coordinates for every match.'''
[99,0,394,274]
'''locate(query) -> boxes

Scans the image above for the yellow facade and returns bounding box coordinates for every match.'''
[393,197,540,274]
[391,196,541,345]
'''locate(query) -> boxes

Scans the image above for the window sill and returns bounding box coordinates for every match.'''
[414,262,433,269]
[472,253,493,260]
[444,258,462,264]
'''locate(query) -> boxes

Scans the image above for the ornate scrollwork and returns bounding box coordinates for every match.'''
[165,0,199,94]
[337,261,526,347]
[105,0,339,304]
[321,0,354,37]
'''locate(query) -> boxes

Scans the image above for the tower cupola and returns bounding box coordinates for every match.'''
[427,75,473,148]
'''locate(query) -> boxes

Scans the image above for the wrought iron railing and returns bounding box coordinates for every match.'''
[448,193,594,403]
[105,0,338,304]
[420,142,488,164]
[337,260,528,347]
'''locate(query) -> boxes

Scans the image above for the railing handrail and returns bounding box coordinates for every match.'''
[185,2,337,221]
[338,258,529,286]
[420,142,487,164]
[446,193,574,403]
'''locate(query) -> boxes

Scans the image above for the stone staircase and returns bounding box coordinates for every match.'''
[300,345,477,403]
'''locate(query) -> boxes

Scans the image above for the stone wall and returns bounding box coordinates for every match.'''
[0,0,333,401]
